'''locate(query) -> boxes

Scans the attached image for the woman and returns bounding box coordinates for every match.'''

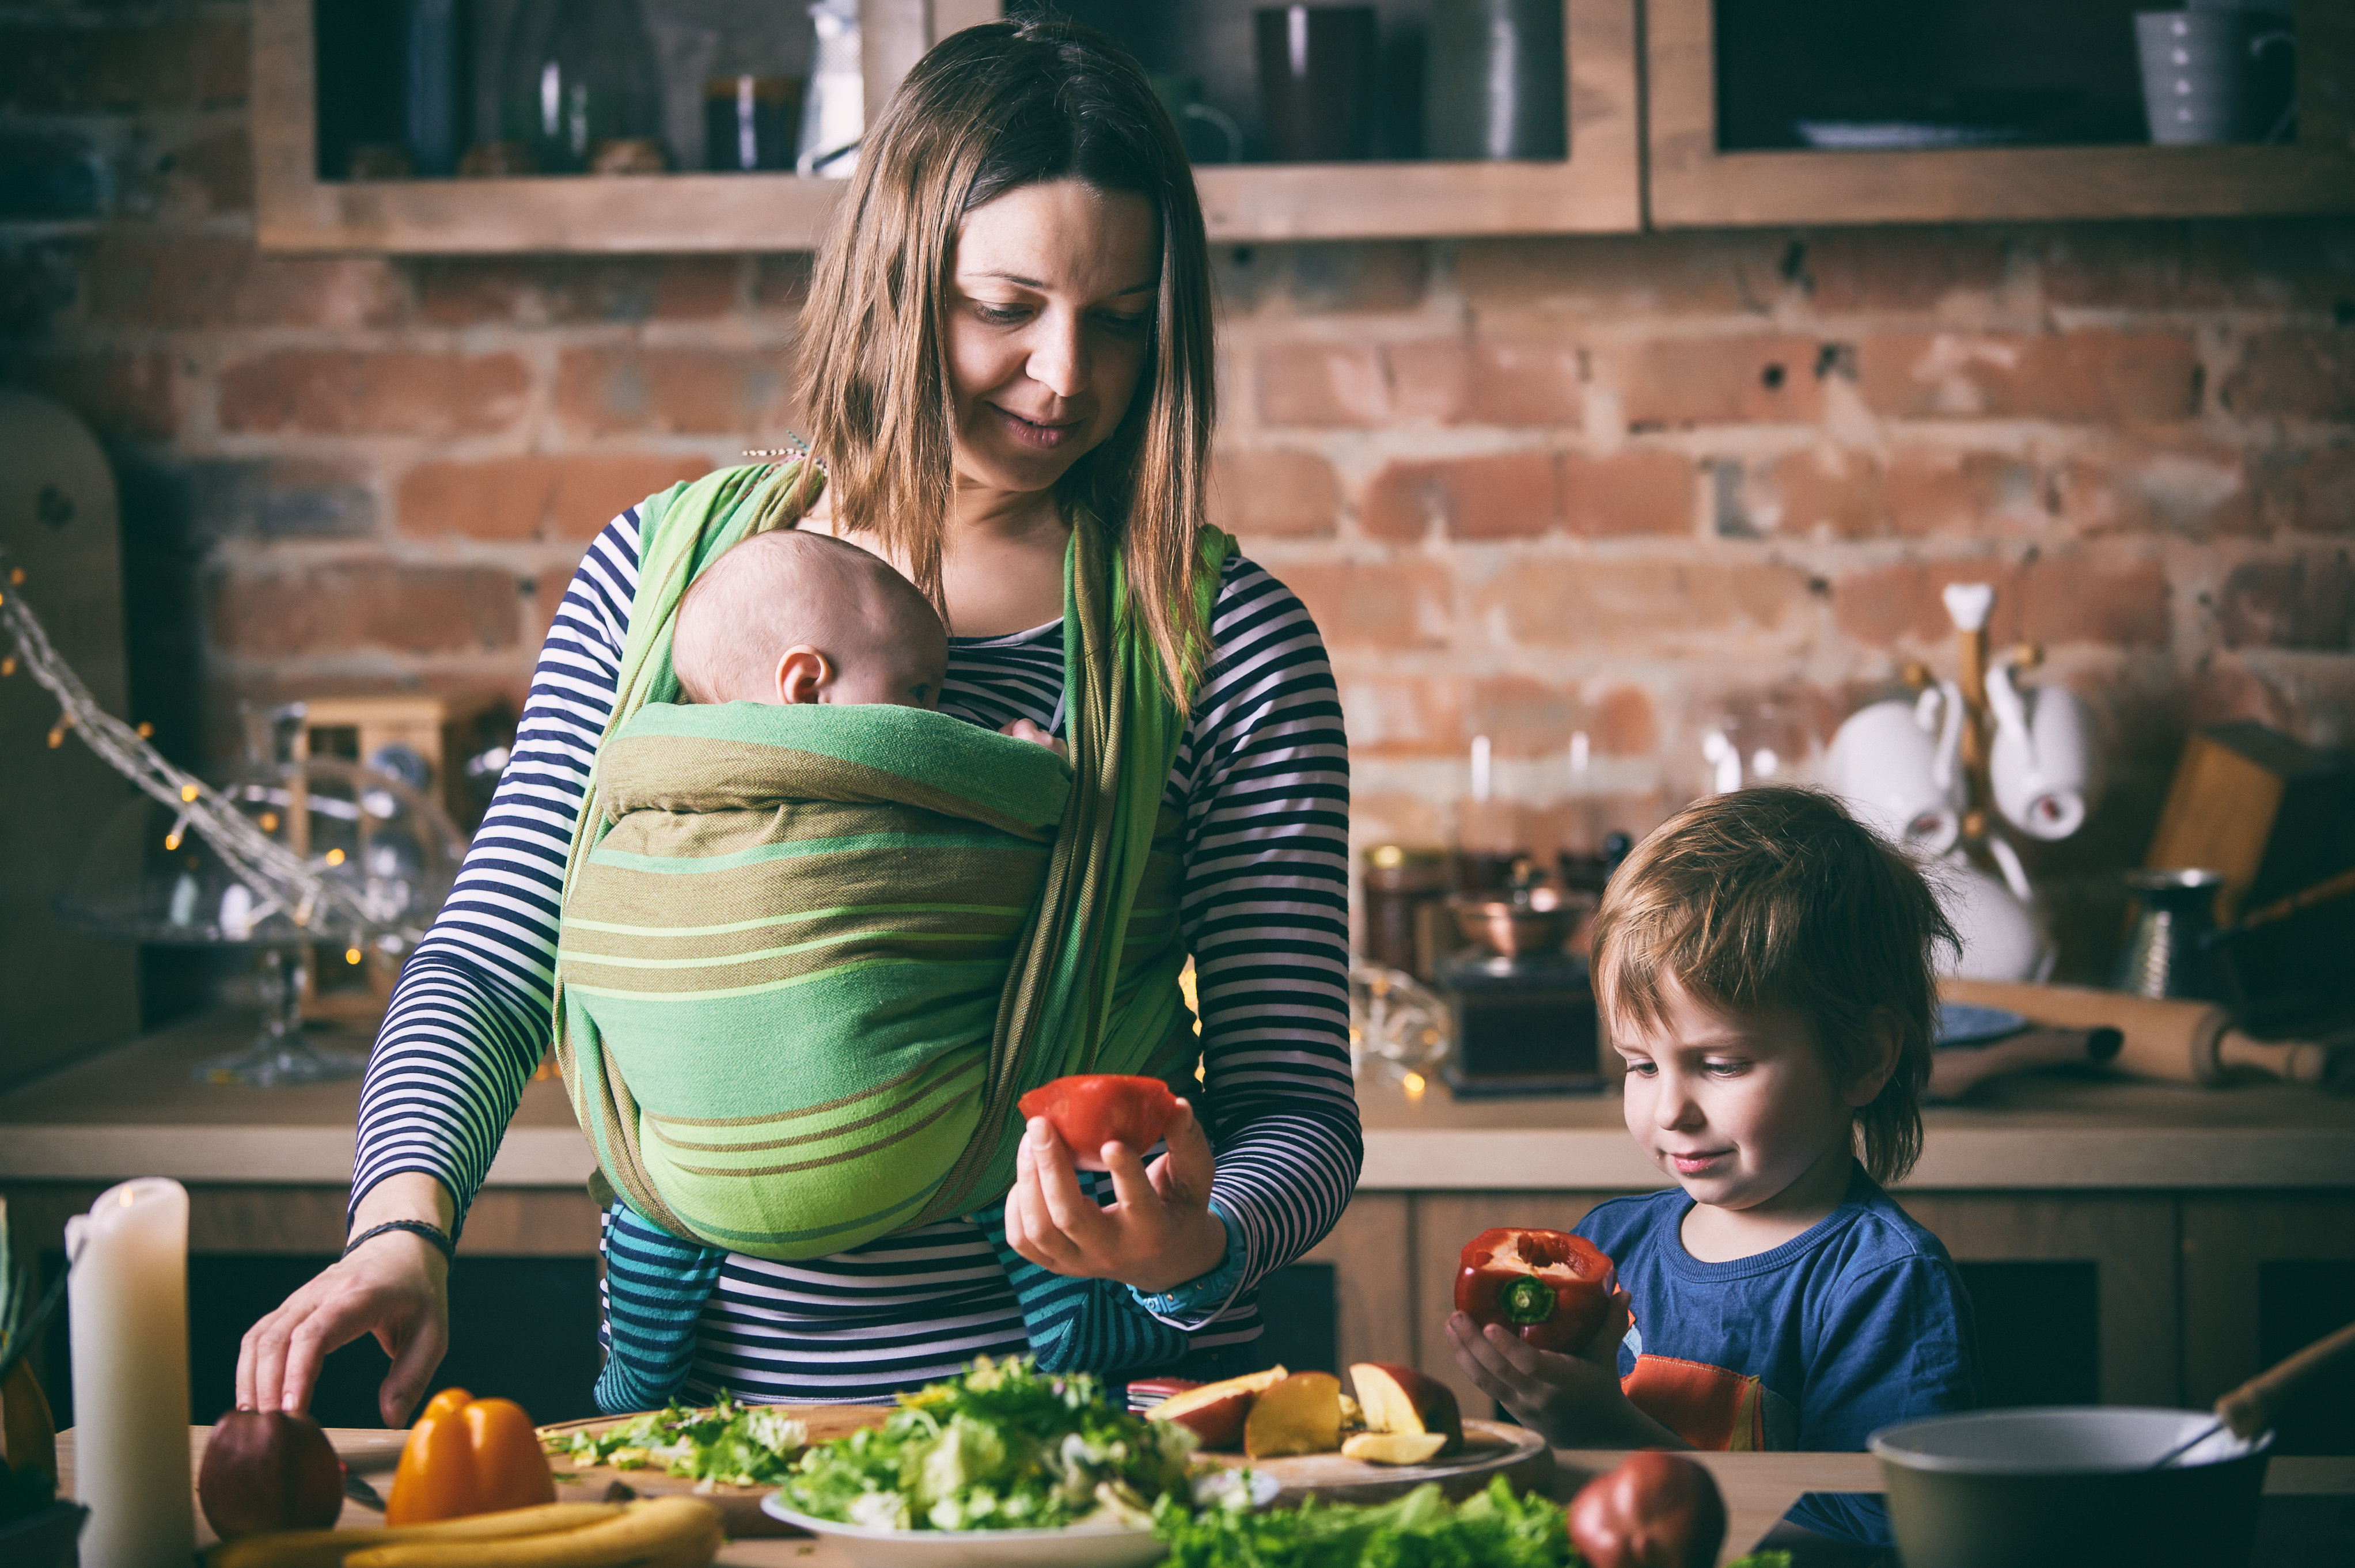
[237,18,1354,1423]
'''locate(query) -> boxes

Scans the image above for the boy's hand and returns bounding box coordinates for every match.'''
[999,718,1068,760]
[1446,1287,1685,1449]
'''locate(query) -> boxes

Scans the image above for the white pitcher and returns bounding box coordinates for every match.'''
[1985,657,2098,842]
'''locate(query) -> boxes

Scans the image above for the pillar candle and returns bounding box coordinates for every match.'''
[66,1176,192,1568]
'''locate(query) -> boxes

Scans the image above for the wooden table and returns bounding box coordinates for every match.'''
[57,1427,2355,1567]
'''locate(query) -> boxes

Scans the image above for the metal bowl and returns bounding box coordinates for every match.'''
[1447,884,1587,959]
[1870,1407,2271,1568]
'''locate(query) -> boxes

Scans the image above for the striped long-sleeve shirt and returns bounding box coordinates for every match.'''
[350,504,1358,1400]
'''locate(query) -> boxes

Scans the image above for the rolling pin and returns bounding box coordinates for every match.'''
[1939,978,2338,1087]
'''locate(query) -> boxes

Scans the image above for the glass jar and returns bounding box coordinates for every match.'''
[499,0,666,174]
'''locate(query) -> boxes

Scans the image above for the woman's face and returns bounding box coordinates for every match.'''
[945,178,1161,498]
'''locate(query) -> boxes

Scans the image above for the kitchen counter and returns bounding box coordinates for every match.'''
[53,1426,2355,1568]
[5,1009,2352,1191]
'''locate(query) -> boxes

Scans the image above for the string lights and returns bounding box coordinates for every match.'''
[0,542,430,947]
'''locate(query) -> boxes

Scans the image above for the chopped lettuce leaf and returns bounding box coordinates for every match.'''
[543,1393,808,1487]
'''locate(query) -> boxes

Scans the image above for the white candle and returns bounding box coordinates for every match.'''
[66,1177,192,1568]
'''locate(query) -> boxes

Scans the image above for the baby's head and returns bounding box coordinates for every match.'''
[1590,785,1956,1197]
[672,529,948,709]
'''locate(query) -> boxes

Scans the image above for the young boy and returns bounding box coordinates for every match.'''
[671,527,1056,750]
[1448,785,1979,1549]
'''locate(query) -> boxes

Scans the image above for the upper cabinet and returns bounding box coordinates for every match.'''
[251,0,2351,256]
[1648,0,2355,226]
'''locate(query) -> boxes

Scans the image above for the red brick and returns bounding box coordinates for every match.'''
[210,565,520,659]
[1857,331,2201,421]
[1351,791,1450,855]
[1884,449,2043,536]
[1459,341,1585,426]
[1563,450,1691,537]
[82,234,400,329]
[20,352,176,439]
[397,453,715,543]
[556,347,797,436]
[1455,234,1777,324]
[1260,342,1388,426]
[1211,447,1340,538]
[2038,220,2355,313]
[1738,447,2041,540]
[166,125,255,216]
[217,350,529,436]
[1615,336,1825,428]
[1362,453,1558,541]
[2187,661,2297,731]
[2251,442,2355,535]
[1462,675,1659,756]
[10,14,247,111]
[2057,439,2253,538]
[1833,556,2170,648]
[753,255,814,312]
[1338,673,1466,755]
[414,258,740,326]
[1282,560,1452,648]
[2219,330,2355,420]
[1796,229,2006,312]
[2215,553,2353,651]
[1285,242,1431,314]
[1472,559,1815,649]
[1385,340,1469,422]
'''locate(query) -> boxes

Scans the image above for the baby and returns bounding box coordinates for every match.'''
[1448,785,1980,1550]
[672,529,1056,751]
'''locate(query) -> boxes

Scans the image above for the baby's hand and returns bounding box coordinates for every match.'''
[1000,719,1068,760]
[1446,1286,1662,1448]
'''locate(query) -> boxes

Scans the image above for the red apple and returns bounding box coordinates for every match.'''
[1242,1371,1343,1460]
[1348,1362,1463,1456]
[1341,1431,1449,1466]
[199,1408,344,1540]
[1146,1366,1288,1450]
[1568,1449,1728,1568]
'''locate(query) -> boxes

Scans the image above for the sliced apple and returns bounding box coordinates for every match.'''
[1349,1362,1464,1456]
[1242,1371,1344,1460]
[1338,1392,1364,1430]
[1146,1365,1288,1451]
[1341,1431,1450,1466]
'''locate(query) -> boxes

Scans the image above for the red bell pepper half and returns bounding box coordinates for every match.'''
[1455,1227,1617,1354]
[1017,1074,1183,1168]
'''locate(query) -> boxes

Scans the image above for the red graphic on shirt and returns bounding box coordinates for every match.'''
[1622,1354,1768,1451]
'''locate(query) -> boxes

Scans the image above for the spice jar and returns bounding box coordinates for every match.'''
[1362,845,1453,982]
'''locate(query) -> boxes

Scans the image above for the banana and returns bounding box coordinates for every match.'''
[207,1503,626,1568]
[340,1496,723,1568]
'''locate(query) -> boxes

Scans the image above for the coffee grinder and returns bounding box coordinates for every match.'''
[1436,859,1605,1096]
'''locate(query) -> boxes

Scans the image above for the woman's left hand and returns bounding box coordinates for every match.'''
[1004,1098,1230,1294]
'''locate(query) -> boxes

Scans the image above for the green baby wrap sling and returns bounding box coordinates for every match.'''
[550,461,1230,1406]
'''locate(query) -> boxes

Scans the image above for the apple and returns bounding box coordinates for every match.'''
[1348,1362,1463,1456]
[198,1407,344,1540]
[1341,1432,1450,1466]
[1146,1366,1288,1450]
[1242,1371,1343,1460]
[1568,1449,1728,1568]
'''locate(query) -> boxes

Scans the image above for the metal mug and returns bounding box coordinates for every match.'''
[2114,867,2231,1000]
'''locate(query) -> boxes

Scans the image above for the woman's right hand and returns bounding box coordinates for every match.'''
[235,1172,454,1427]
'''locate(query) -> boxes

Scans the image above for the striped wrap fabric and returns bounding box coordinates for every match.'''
[549,461,1232,1406]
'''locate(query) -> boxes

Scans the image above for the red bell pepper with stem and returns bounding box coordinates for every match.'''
[1455,1228,1617,1354]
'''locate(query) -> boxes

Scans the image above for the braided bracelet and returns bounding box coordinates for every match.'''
[343,1218,455,1263]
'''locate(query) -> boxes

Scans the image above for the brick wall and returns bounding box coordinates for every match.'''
[5,2,2352,977]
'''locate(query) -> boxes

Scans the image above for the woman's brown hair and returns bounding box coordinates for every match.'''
[1588,786,1959,1186]
[794,18,1216,704]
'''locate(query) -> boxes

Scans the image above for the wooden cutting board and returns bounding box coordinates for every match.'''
[538,1405,895,1537]
[1193,1417,1554,1506]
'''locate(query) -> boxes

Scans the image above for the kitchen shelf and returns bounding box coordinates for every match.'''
[252,0,1642,253]
[1647,0,2355,225]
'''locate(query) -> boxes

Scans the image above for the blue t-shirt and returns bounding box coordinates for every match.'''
[1575,1167,1980,1547]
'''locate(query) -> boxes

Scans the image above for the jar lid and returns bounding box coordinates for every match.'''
[1366,844,1445,868]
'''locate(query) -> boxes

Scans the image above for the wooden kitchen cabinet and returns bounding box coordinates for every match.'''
[1647,0,2355,225]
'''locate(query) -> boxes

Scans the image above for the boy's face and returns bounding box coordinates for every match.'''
[1610,976,1860,1219]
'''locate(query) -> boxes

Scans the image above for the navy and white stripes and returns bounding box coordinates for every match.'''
[354,507,1357,1403]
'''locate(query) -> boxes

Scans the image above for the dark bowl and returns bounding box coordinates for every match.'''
[0,1501,88,1568]
[1447,884,1588,959]
[1870,1407,2271,1568]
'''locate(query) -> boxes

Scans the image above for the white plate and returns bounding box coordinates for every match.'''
[330,1429,411,1471]
[760,1499,1168,1567]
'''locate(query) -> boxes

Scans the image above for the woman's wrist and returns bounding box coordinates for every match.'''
[1124,1204,1230,1297]
[350,1172,458,1247]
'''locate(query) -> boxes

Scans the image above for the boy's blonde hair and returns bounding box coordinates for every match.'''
[1589,785,1956,1186]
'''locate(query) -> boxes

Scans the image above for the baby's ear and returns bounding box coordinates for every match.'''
[776,646,831,704]
[1843,1007,1905,1106]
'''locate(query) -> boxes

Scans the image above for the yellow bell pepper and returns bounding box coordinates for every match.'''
[385,1388,556,1525]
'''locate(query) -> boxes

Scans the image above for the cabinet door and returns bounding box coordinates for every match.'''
[1896,1194,2180,1409]
[1645,0,2355,225]
[2182,1194,2355,1455]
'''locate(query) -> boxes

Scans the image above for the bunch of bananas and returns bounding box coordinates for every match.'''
[206,1497,723,1568]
